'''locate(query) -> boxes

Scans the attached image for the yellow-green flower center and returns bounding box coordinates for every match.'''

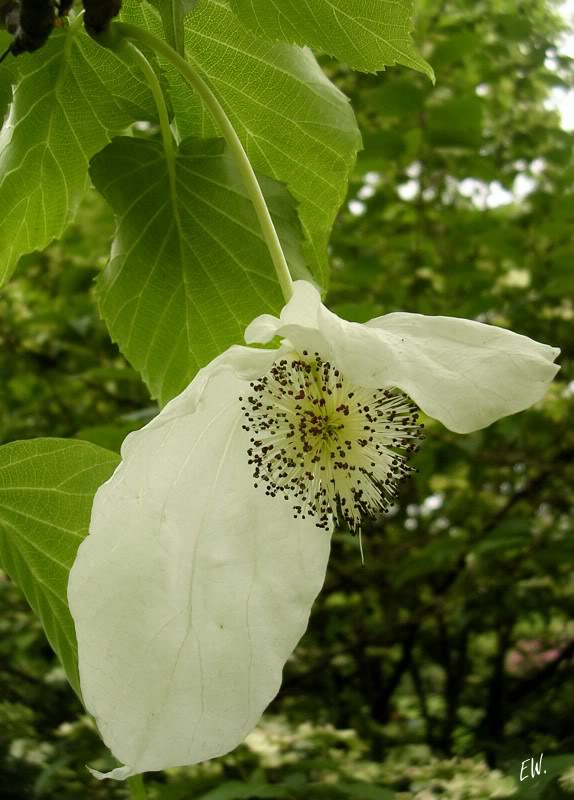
[241,352,424,531]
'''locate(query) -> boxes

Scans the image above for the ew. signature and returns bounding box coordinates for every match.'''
[520,753,546,781]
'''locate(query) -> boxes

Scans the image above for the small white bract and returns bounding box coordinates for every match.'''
[68,280,560,780]
[242,353,424,531]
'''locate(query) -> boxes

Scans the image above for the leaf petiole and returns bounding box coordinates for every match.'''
[112,21,294,304]
[119,40,178,209]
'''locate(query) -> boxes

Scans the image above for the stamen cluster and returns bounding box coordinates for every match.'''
[240,352,424,532]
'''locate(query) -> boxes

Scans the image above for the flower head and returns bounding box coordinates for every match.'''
[68,281,559,780]
[242,353,424,531]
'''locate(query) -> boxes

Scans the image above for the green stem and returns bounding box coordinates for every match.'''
[64,8,85,57]
[113,22,294,303]
[120,40,178,204]
[127,774,147,799]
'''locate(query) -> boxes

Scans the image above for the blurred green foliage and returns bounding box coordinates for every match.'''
[1,0,574,797]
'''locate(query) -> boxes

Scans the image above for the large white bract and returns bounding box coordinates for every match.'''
[68,280,559,779]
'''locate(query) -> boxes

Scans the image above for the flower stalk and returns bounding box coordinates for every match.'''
[113,22,295,304]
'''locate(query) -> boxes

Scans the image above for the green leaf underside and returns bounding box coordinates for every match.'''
[0,439,119,698]
[91,136,311,406]
[228,0,433,78]
[127,0,362,288]
[0,25,157,288]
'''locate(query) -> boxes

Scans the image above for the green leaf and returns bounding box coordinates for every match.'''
[395,537,467,584]
[431,31,481,68]
[544,245,574,297]
[91,136,311,405]
[370,78,426,116]
[475,521,532,556]
[426,95,483,149]
[0,439,119,698]
[228,0,433,78]
[147,0,198,54]
[496,14,532,42]
[75,422,146,453]
[359,130,406,168]
[0,24,157,288]
[125,0,361,288]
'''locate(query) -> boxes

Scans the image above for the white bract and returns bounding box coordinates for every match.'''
[68,280,559,779]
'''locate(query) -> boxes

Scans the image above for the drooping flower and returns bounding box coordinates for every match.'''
[68,281,559,780]
[240,353,424,533]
